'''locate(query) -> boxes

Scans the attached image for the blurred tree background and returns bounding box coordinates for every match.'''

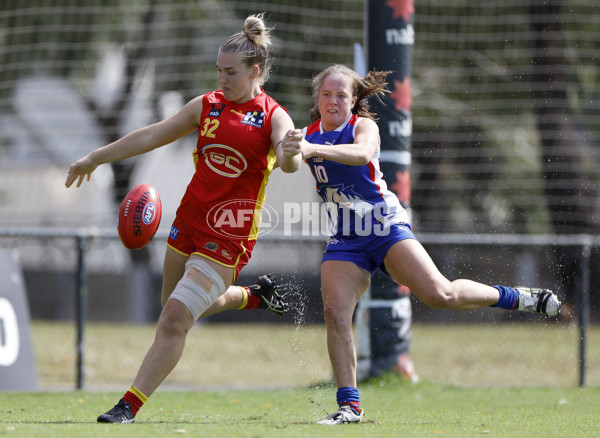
[1,0,598,233]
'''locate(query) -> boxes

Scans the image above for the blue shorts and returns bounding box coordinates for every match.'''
[322,223,416,274]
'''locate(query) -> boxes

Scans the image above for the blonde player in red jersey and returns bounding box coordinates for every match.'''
[65,14,301,423]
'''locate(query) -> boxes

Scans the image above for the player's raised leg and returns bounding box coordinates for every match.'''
[383,239,560,315]
[160,248,286,317]
[201,274,287,317]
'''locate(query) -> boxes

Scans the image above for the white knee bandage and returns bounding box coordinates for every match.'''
[168,258,226,320]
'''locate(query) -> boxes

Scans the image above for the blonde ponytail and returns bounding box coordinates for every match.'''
[220,13,273,84]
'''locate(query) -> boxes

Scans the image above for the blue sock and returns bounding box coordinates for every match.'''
[336,387,361,415]
[491,285,518,310]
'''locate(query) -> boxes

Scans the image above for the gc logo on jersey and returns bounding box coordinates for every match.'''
[241,111,265,128]
[202,144,248,177]
[208,103,226,117]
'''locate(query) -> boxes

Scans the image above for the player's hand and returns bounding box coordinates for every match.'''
[280,129,318,160]
[65,155,97,188]
[299,137,317,160]
[280,129,303,157]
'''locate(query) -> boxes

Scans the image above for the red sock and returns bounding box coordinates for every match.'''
[342,401,362,415]
[240,286,261,310]
[122,387,147,416]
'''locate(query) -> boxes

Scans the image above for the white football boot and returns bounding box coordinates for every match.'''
[514,287,561,316]
[317,405,364,425]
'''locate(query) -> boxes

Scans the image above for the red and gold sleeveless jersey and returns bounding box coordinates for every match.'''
[175,89,281,242]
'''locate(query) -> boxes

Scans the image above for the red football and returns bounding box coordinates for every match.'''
[118,184,162,250]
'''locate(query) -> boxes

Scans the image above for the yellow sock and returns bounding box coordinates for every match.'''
[237,286,249,309]
[122,385,148,415]
[129,386,148,403]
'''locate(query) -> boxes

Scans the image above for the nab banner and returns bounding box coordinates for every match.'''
[367,0,414,172]
[0,249,38,391]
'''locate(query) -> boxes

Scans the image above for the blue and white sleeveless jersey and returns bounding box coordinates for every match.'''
[303,114,410,239]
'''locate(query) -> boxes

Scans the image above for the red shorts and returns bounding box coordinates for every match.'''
[167,215,255,281]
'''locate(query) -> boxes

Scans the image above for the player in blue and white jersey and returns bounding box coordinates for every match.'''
[303,111,409,239]
[281,64,561,425]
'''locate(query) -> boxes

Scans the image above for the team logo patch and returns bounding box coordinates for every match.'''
[221,249,233,260]
[203,242,219,252]
[202,144,248,178]
[208,103,226,117]
[241,111,265,128]
[169,226,179,240]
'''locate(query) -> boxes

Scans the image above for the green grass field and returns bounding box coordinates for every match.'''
[1,379,598,437]
[1,321,598,436]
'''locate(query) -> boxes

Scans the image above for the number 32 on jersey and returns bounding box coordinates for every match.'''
[201,118,219,138]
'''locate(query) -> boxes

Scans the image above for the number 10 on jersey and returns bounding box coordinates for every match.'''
[314,165,328,183]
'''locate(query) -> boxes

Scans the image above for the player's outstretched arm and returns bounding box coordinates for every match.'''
[65,95,204,188]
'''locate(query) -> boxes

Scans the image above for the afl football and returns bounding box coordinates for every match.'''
[118,183,162,250]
